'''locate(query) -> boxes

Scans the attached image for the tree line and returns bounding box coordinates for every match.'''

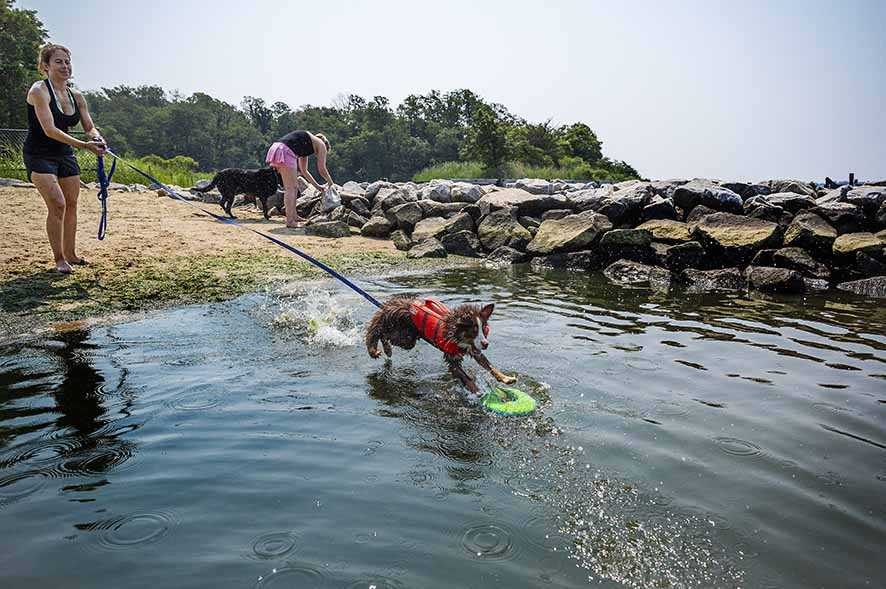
[0,0,639,182]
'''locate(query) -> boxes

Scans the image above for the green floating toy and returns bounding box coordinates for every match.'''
[481,385,537,416]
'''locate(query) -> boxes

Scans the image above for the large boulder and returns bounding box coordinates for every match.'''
[844,185,886,216]
[665,241,707,271]
[603,260,672,289]
[304,221,351,238]
[837,276,886,298]
[477,209,533,252]
[640,196,678,221]
[636,219,693,243]
[485,246,529,266]
[360,216,394,238]
[782,211,837,253]
[649,179,689,198]
[514,178,553,195]
[441,230,482,257]
[810,202,865,235]
[745,266,805,293]
[754,192,817,214]
[541,209,573,221]
[526,211,612,255]
[691,212,780,261]
[680,268,745,292]
[365,180,396,201]
[450,182,483,203]
[721,182,770,201]
[406,238,447,259]
[672,180,743,214]
[341,180,365,196]
[685,204,718,225]
[770,247,831,280]
[477,188,570,217]
[766,179,817,198]
[386,202,424,233]
[570,184,652,225]
[411,213,474,242]
[832,232,885,258]
[390,229,413,251]
[418,200,471,218]
[425,182,452,203]
[347,196,371,218]
[530,250,603,271]
[345,211,369,228]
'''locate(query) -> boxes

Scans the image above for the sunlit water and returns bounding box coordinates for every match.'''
[1,266,884,588]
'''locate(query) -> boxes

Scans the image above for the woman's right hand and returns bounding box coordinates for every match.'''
[83,140,106,156]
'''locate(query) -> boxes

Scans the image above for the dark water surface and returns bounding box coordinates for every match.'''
[1,266,884,588]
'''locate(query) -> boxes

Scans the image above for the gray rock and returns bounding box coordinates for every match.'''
[665,241,707,271]
[407,238,447,259]
[329,205,347,222]
[603,260,672,289]
[641,196,678,221]
[541,209,573,221]
[744,198,787,224]
[360,216,394,238]
[783,211,837,253]
[672,180,742,214]
[766,179,817,198]
[450,182,483,203]
[485,246,529,265]
[304,221,351,238]
[771,247,831,280]
[530,250,603,271]
[810,202,864,234]
[833,232,885,257]
[348,197,371,218]
[412,213,474,242]
[518,216,541,230]
[691,212,780,261]
[514,178,553,195]
[477,209,534,251]
[441,230,482,257]
[463,203,482,222]
[526,211,612,255]
[876,201,886,231]
[599,228,653,247]
[759,192,817,214]
[387,202,424,232]
[636,219,693,243]
[425,182,452,203]
[803,278,830,291]
[722,182,770,200]
[341,180,365,196]
[680,268,745,292]
[478,188,571,217]
[745,266,805,293]
[390,229,413,251]
[346,211,368,228]
[853,251,886,278]
[570,184,652,225]
[844,185,886,215]
[685,204,718,224]
[650,179,689,198]
[836,276,886,298]
[365,180,396,201]
[417,200,470,218]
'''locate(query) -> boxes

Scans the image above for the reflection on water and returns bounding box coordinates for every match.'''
[1,267,884,588]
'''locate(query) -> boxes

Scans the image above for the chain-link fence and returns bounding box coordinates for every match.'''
[0,128,100,183]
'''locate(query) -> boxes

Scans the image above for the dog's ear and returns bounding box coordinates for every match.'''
[479,303,494,322]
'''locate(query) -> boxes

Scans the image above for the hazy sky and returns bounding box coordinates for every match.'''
[20,0,886,181]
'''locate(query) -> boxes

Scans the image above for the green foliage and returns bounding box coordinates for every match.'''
[413,157,640,184]
[0,0,47,127]
[461,104,510,174]
[413,161,487,182]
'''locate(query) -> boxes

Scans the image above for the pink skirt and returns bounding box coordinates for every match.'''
[266,142,297,169]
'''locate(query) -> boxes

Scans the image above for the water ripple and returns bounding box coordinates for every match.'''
[76,511,178,551]
[461,522,518,561]
[255,564,328,588]
[714,437,764,459]
[249,531,298,560]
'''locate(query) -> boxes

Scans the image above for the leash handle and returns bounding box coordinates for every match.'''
[103,150,383,308]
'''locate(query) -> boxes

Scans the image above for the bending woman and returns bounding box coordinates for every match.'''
[265,130,333,228]
[24,44,106,273]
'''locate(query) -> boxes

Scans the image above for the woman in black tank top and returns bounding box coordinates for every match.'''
[25,44,106,274]
[265,130,334,228]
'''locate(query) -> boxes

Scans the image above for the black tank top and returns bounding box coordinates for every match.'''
[279,130,314,157]
[24,80,81,156]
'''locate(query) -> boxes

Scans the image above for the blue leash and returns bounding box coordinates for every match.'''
[95,154,116,240]
[102,149,383,309]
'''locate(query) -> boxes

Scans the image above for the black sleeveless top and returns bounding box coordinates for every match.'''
[279,130,314,157]
[24,80,81,156]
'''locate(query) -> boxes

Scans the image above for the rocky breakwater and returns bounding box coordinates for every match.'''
[315,177,884,299]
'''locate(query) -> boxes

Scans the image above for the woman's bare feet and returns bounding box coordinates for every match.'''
[55,260,73,274]
[285,217,307,228]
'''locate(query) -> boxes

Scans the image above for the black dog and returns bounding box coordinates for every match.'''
[192,167,282,219]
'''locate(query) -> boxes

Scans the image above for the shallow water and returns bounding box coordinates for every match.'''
[1,266,884,588]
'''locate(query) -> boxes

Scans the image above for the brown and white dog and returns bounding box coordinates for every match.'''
[365,295,517,395]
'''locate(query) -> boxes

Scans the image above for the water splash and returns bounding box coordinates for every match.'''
[268,288,362,347]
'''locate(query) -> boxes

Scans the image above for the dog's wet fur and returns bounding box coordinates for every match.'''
[192,167,282,219]
[365,295,516,395]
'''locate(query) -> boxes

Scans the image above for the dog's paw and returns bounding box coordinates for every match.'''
[368,348,381,359]
[500,374,518,385]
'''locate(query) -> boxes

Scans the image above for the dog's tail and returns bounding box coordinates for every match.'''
[191,174,219,193]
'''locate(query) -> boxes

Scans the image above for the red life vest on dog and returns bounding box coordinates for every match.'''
[410,298,463,356]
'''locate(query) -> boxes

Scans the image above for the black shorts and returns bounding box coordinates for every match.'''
[22,152,81,181]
